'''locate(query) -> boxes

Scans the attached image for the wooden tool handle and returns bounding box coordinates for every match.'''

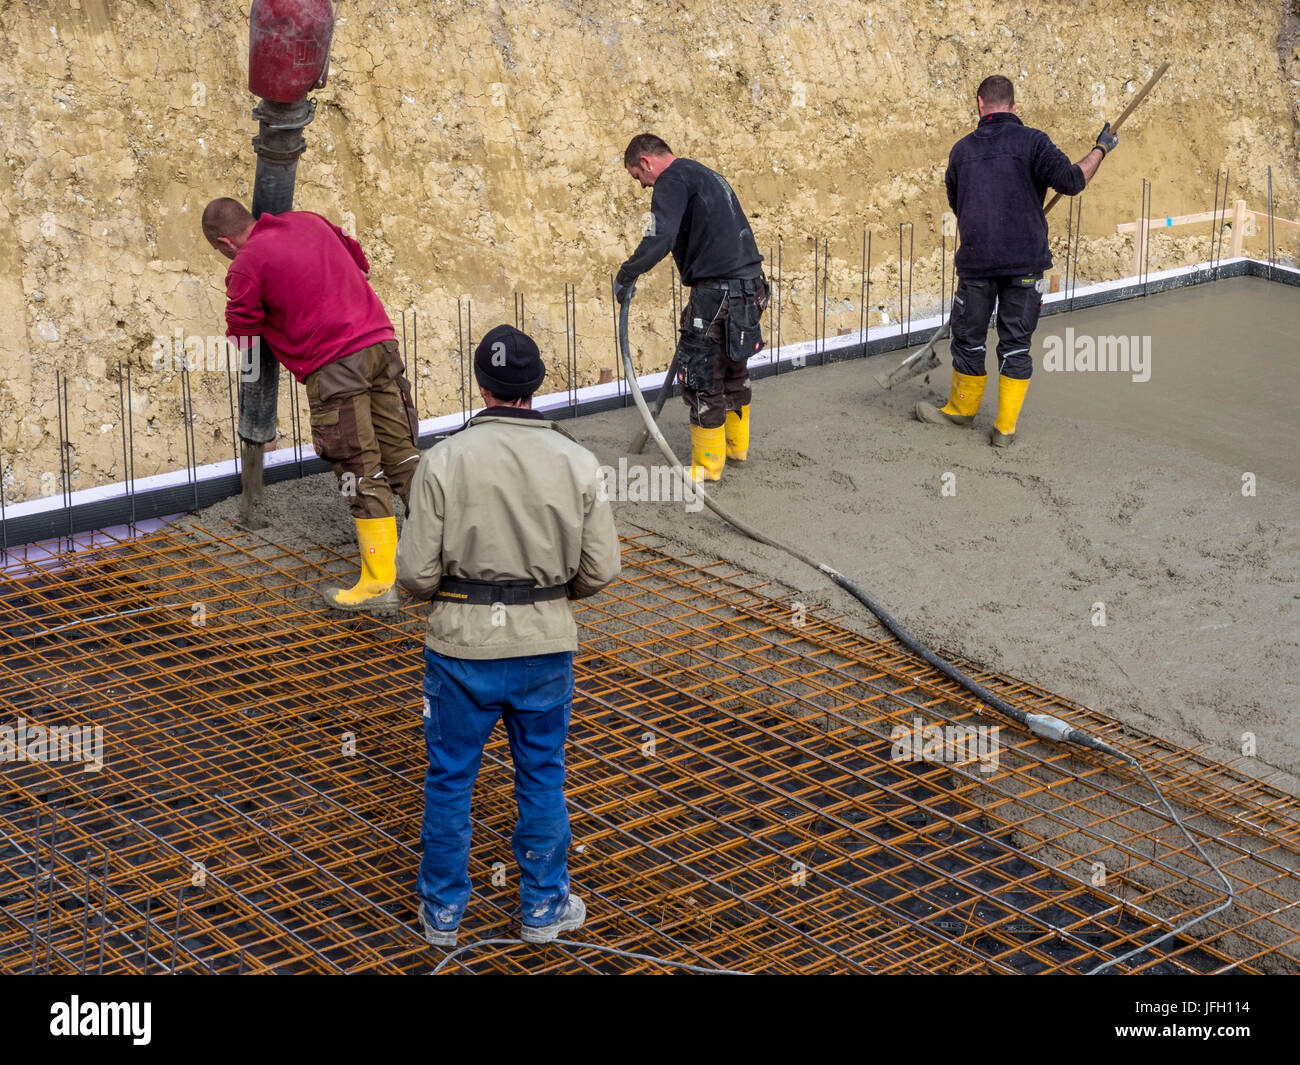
[1044,60,1170,215]
[1108,60,1171,134]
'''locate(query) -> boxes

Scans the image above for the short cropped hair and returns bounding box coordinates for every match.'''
[975,75,1014,108]
[624,134,672,167]
[202,198,254,241]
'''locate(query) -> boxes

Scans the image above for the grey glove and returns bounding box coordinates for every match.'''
[613,277,637,304]
[1094,121,1118,156]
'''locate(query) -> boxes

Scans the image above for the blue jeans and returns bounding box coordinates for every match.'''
[418,646,574,931]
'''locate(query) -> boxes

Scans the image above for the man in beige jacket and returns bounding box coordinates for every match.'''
[397,324,620,949]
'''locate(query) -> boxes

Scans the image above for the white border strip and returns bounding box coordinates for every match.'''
[6,256,1295,523]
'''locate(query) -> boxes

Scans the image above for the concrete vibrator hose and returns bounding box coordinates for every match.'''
[616,291,1233,973]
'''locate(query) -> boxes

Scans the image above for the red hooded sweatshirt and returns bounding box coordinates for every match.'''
[223,211,395,381]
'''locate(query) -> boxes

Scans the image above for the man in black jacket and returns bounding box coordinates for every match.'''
[917,75,1117,445]
[616,134,767,482]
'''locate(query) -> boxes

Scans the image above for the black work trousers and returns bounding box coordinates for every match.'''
[948,274,1043,381]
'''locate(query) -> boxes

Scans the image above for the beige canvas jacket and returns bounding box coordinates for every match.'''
[396,410,620,659]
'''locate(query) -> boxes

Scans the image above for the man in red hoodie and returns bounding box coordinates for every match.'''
[202,197,419,614]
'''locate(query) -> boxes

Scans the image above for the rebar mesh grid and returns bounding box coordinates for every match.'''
[1,522,1297,974]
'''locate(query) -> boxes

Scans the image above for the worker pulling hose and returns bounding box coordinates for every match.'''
[616,290,1233,973]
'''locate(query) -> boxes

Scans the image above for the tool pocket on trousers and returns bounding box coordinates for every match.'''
[724,293,764,364]
[421,671,442,745]
[309,405,343,461]
[518,654,574,712]
[678,288,725,392]
[676,326,715,393]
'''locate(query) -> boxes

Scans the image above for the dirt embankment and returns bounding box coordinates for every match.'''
[2,0,1297,503]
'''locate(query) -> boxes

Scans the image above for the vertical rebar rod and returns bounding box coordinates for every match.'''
[564,283,575,416]
[1142,179,1152,295]
[812,237,819,362]
[1211,163,1222,276]
[1065,197,1074,309]
[940,221,948,324]
[775,242,782,374]
[180,355,199,512]
[1209,167,1221,275]
[457,299,466,424]
[401,308,409,418]
[820,238,829,365]
[65,371,74,548]
[865,231,872,347]
[1267,164,1275,279]
[1064,193,1073,299]
[896,225,904,339]
[225,350,238,468]
[55,371,71,552]
[297,376,307,477]
[179,359,191,503]
[1138,178,1148,291]
[125,360,136,533]
[412,309,419,422]
[671,263,680,364]
[905,222,914,341]
[1070,199,1084,312]
[0,455,7,564]
[858,229,867,345]
[609,275,625,406]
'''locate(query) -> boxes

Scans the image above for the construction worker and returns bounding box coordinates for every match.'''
[616,134,767,482]
[202,198,420,612]
[396,325,620,948]
[917,75,1118,445]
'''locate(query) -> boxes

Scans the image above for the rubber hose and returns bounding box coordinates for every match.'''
[615,292,1234,970]
[616,294,1034,729]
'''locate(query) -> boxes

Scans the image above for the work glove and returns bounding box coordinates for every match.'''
[613,277,637,304]
[1094,122,1119,156]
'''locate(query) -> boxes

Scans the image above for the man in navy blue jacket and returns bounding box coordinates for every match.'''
[917,75,1117,445]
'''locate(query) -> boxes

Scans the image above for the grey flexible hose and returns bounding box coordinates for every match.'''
[616,292,1233,973]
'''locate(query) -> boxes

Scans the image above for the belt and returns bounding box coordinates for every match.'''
[692,276,765,294]
[434,577,569,605]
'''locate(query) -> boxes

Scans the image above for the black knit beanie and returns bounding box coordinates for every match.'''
[473,324,545,399]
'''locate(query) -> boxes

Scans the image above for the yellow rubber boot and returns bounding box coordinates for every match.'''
[991,375,1030,446]
[915,370,987,427]
[322,516,400,614]
[724,405,751,461]
[688,424,727,482]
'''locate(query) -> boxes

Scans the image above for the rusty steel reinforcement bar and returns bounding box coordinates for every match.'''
[616,291,1235,968]
[3,524,1297,973]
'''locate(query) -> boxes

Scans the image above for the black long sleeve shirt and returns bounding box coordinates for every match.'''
[617,158,763,287]
[945,112,1086,279]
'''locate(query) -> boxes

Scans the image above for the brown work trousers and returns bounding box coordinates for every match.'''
[305,340,420,519]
